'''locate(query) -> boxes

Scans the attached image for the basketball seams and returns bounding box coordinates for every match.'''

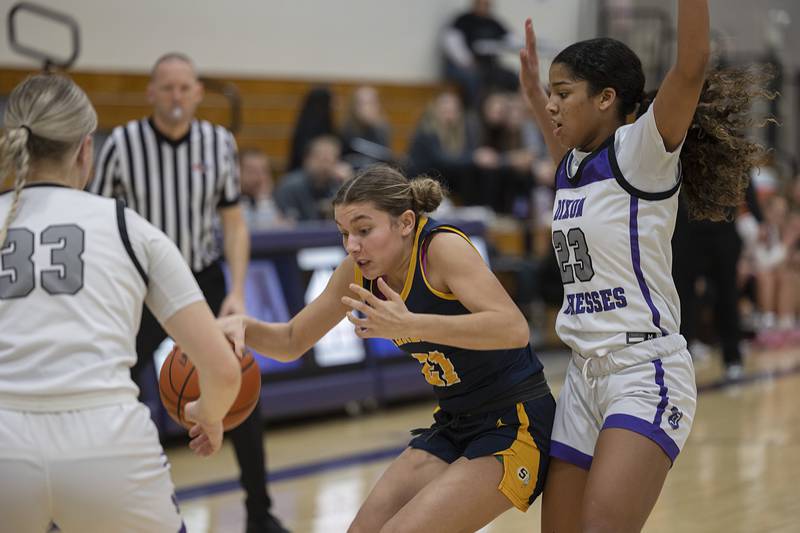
[175,366,196,427]
[168,347,180,396]
[160,345,261,430]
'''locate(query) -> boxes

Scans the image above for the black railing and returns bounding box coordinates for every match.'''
[7,2,80,71]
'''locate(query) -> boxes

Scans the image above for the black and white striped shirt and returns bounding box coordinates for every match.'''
[90,118,240,273]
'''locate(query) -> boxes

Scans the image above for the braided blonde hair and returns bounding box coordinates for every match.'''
[0,74,97,246]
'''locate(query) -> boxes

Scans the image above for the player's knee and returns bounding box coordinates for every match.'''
[580,514,638,533]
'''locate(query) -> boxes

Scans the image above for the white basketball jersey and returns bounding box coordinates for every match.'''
[0,184,203,411]
[552,107,683,357]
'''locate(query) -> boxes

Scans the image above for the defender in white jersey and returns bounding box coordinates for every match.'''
[520,1,770,531]
[0,75,240,533]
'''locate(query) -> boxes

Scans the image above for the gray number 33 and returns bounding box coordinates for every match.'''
[0,225,85,299]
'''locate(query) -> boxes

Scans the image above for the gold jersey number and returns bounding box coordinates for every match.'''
[411,351,461,387]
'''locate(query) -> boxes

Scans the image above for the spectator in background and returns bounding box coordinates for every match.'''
[407,91,491,203]
[287,87,336,172]
[504,93,551,218]
[751,194,800,345]
[673,196,747,379]
[442,0,520,108]
[274,135,352,221]
[341,86,394,171]
[239,148,287,230]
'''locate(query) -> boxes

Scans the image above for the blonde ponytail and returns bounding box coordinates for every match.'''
[0,74,97,245]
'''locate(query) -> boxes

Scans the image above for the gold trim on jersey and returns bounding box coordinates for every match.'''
[398,216,428,301]
[419,225,477,301]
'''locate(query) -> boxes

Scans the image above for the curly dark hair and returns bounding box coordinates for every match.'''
[553,38,645,122]
[678,67,775,221]
[639,67,775,221]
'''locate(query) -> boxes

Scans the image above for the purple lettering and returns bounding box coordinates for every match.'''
[600,288,614,311]
[564,294,575,314]
[591,292,603,312]
[613,287,627,308]
[574,293,585,314]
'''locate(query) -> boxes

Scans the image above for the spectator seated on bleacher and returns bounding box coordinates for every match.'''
[406,91,484,203]
[239,148,289,230]
[274,135,352,222]
[441,0,520,108]
[287,87,337,173]
[340,86,394,171]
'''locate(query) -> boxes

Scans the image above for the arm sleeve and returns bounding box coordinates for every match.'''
[88,135,120,197]
[614,105,683,194]
[442,28,475,67]
[218,129,241,207]
[126,210,204,324]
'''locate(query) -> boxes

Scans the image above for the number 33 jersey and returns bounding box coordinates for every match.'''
[0,184,203,411]
[552,106,684,357]
[355,217,545,414]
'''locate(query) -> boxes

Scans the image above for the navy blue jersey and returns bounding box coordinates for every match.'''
[355,217,544,413]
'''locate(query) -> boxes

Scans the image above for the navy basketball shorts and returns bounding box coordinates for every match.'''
[551,334,697,470]
[409,394,556,511]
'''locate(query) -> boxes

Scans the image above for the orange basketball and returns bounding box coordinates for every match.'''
[159,343,261,431]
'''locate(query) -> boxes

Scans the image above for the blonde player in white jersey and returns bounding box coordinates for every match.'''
[519,1,771,531]
[0,75,241,533]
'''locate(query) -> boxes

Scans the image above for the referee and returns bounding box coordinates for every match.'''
[90,53,288,533]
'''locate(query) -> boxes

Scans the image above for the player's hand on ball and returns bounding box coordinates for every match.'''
[217,314,248,357]
[184,400,223,457]
[342,278,415,340]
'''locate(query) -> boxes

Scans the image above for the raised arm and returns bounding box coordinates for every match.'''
[653,0,710,151]
[221,257,355,361]
[519,18,568,163]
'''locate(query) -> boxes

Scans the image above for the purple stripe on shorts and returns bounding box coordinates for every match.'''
[629,197,668,336]
[178,522,187,533]
[550,440,593,471]
[603,413,680,463]
[653,359,669,426]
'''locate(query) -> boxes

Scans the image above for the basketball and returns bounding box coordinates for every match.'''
[159,343,261,431]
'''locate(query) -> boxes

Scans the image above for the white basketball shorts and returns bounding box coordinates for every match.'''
[0,402,185,533]
[550,334,696,469]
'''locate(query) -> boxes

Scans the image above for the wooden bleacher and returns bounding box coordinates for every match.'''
[0,68,446,173]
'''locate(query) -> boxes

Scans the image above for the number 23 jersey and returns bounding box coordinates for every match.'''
[552,106,684,357]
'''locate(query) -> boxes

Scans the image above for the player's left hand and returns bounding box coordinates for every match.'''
[184,401,224,457]
[342,278,414,340]
[218,292,245,317]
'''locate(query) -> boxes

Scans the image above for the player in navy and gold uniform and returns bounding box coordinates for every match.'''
[356,216,553,512]
[220,165,555,532]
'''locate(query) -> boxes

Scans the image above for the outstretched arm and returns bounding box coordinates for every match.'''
[519,18,567,163]
[219,257,355,361]
[653,0,710,151]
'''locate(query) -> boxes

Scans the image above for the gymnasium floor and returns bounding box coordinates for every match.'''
[167,344,800,533]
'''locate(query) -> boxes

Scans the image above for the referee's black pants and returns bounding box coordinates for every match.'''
[133,260,273,519]
[673,216,743,367]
